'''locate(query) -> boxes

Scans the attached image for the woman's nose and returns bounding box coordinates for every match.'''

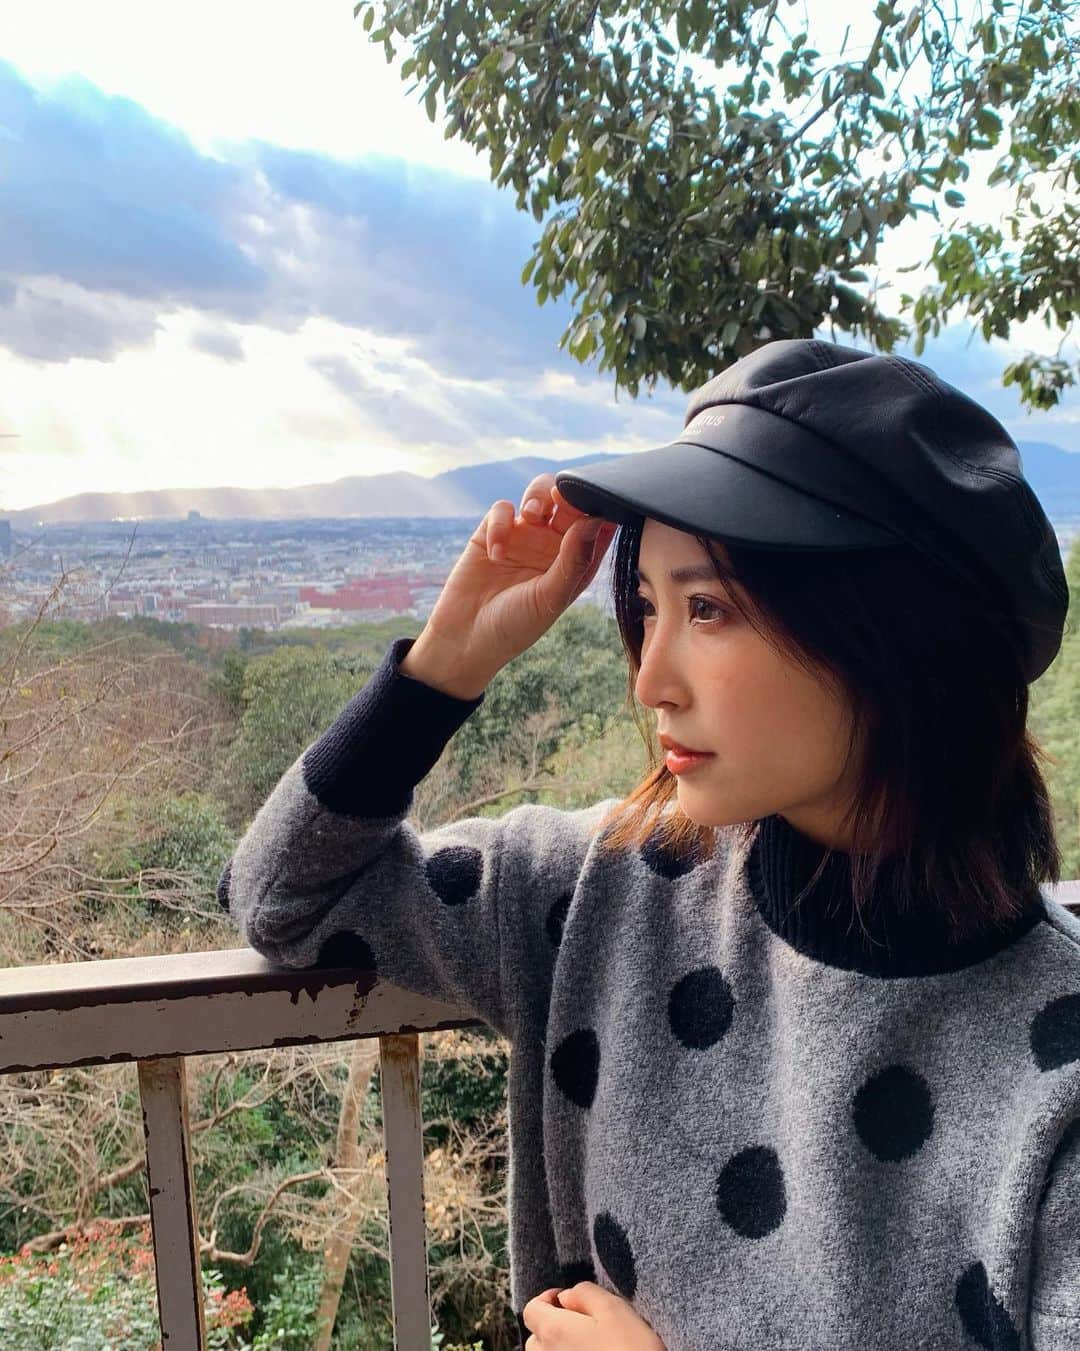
[634,628,684,709]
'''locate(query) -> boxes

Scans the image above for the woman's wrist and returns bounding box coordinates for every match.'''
[398,628,492,702]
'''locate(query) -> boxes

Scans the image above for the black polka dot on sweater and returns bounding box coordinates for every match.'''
[954,1260,1019,1351]
[1030,993,1080,1071]
[550,1029,600,1109]
[669,966,735,1050]
[640,828,706,880]
[216,858,233,912]
[316,931,376,971]
[593,1211,637,1298]
[559,1257,597,1287]
[314,929,378,972]
[852,1065,935,1162]
[716,1145,787,1238]
[424,845,483,906]
[546,892,573,946]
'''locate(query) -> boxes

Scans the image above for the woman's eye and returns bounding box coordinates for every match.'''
[631,594,727,625]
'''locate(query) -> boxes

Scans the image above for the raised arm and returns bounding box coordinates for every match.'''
[220,634,617,1040]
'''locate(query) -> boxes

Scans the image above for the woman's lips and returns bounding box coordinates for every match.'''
[665,748,715,774]
[659,735,710,755]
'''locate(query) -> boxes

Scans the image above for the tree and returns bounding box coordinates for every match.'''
[355,0,1079,408]
[224,645,362,821]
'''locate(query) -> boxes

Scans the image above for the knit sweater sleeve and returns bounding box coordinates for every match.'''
[217,635,617,1042]
[1028,1116,1080,1347]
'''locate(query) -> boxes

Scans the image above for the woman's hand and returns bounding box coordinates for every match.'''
[404,474,618,696]
[521,1280,666,1349]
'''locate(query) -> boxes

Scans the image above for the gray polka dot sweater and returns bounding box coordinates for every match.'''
[221,636,1080,1350]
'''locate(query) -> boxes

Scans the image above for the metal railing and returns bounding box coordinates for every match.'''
[2,879,1080,1349]
[0,947,481,1350]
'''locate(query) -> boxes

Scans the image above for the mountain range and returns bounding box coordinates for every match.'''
[8,442,1080,526]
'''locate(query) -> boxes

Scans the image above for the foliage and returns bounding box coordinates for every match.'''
[128,790,235,896]
[0,1222,253,1349]
[234,1247,326,1349]
[354,0,1079,408]
[224,644,368,819]
[419,1027,509,1150]
[446,603,627,801]
[212,648,250,719]
[1029,535,1080,873]
[431,1332,485,1350]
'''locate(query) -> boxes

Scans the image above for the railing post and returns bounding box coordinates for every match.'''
[379,1033,431,1351]
[138,1055,207,1349]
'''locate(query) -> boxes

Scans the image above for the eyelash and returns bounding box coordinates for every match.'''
[630,593,729,627]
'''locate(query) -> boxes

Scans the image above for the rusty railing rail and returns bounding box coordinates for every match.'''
[0,948,481,1350]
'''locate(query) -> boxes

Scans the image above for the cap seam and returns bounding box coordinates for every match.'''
[885,357,1048,553]
[807,340,838,372]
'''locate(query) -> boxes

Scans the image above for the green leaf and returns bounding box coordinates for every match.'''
[873,108,903,134]
[839,205,862,238]
[901,6,922,42]
[549,121,571,164]
[944,189,966,208]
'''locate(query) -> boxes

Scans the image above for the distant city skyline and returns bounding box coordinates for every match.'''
[1,0,1077,514]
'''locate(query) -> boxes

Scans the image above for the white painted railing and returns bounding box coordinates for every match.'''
[0,948,482,1350]
[3,881,1080,1348]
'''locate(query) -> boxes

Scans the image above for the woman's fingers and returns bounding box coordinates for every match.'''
[488,476,608,567]
[550,482,590,532]
[485,500,516,561]
[518,478,592,532]
[519,473,557,526]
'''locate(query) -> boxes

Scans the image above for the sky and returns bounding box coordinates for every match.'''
[0,0,1076,514]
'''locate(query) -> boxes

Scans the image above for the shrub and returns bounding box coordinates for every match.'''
[0,1222,253,1348]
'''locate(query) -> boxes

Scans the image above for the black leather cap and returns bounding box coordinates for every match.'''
[554,338,1068,683]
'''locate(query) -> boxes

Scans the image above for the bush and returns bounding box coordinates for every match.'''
[0,1222,253,1349]
[135,791,235,896]
[237,1248,327,1348]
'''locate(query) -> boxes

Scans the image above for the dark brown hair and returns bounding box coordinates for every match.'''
[590,515,1062,943]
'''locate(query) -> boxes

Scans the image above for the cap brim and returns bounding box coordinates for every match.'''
[554,412,897,550]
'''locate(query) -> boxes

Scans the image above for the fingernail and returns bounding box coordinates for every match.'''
[523,500,540,516]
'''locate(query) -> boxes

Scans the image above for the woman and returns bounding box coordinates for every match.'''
[222,338,1080,1349]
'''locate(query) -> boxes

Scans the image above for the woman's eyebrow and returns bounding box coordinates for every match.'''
[635,564,723,586]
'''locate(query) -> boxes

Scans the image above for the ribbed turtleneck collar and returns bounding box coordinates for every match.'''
[746,812,1046,978]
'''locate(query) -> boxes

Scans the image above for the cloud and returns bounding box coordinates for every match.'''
[0,64,265,305]
[189,326,245,362]
[0,60,571,379]
[0,276,161,361]
[307,346,667,449]
[0,56,1071,490]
